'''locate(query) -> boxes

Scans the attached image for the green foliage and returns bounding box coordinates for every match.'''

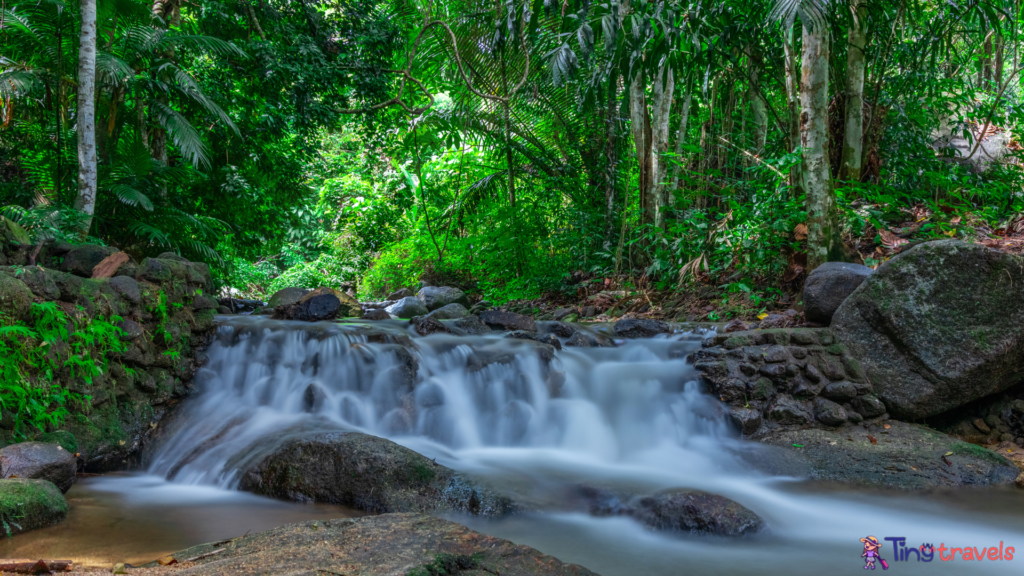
[0,302,125,439]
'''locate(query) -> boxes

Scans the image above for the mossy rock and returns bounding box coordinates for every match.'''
[0,478,69,535]
[0,274,33,321]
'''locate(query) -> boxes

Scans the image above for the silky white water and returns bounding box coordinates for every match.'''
[136,316,1024,575]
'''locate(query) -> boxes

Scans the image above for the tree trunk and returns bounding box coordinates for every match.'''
[669,83,692,192]
[783,25,802,191]
[74,0,98,238]
[650,65,674,231]
[604,67,620,240]
[747,50,767,156]
[800,24,838,270]
[840,0,867,181]
[629,69,653,227]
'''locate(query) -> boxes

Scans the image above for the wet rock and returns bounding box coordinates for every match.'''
[274,293,341,322]
[386,296,429,319]
[386,288,413,300]
[832,240,1024,419]
[303,383,326,412]
[0,479,68,534]
[813,398,848,426]
[362,308,391,320]
[425,303,469,320]
[803,262,873,324]
[506,330,561,350]
[630,489,764,537]
[613,318,671,338]
[267,287,310,308]
[767,395,810,425]
[142,514,596,576]
[729,407,763,436]
[0,442,77,493]
[480,310,536,332]
[759,421,1021,489]
[108,275,141,303]
[565,330,614,348]
[192,295,218,310]
[548,322,575,338]
[236,431,517,517]
[553,307,575,321]
[300,287,361,317]
[61,244,117,277]
[821,381,857,402]
[453,314,491,335]
[412,315,451,336]
[417,286,469,311]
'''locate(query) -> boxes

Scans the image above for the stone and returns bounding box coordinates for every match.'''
[0,478,69,534]
[821,381,858,402]
[0,442,77,493]
[832,240,1024,419]
[192,295,218,310]
[425,303,469,320]
[61,244,118,277]
[140,514,596,576]
[416,286,469,311]
[974,418,992,434]
[385,288,413,300]
[850,394,887,418]
[548,322,575,338]
[0,274,33,321]
[453,315,491,335]
[236,431,516,517]
[267,287,310,308]
[803,261,873,324]
[762,345,789,363]
[299,287,361,317]
[108,275,141,303]
[8,266,60,300]
[580,306,597,318]
[760,421,1021,490]
[613,318,671,338]
[813,398,848,426]
[629,489,764,537]
[275,293,342,322]
[565,330,613,348]
[362,308,391,320]
[729,408,762,436]
[411,316,451,336]
[386,297,429,319]
[757,314,791,329]
[553,307,575,321]
[767,395,811,424]
[116,319,144,340]
[479,310,536,332]
[506,330,561,350]
[724,319,750,333]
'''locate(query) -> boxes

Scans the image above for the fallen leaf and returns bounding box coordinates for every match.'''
[868,435,878,445]
[943,451,953,457]
[951,216,962,225]
[883,424,891,429]
[158,556,178,566]
[794,223,808,241]
[757,313,769,320]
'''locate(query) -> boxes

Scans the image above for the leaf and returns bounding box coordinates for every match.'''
[868,435,877,445]
[883,424,891,429]
[943,451,953,456]
[793,223,807,241]
[757,313,769,320]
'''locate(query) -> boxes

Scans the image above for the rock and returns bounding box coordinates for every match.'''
[629,489,764,537]
[453,315,491,335]
[386,288,413,300]
[192,295,218,310]
[548,322,575,338]
[566,330,613,348]
[108,275,141,303]
[728,408,763,436]
[267,287,309,308]
[767,395,810,424]
[386,297,429,319]
[803,261,873,324]
[757,314,792,329]
[1018,471,1024,489]
[553,307,575,321]
[141,514,596,576]
[274,293,341,322]
[300,287,361,317]
[411,316,451,336]
[0,478,69,534]
[832,240,1024,419]
[362,308,392,320]
[0,274,33,321]
[236,431,516,517]
[724,319,750,333]
[8,266,59,300]
[821,381,858,402]
[813,398,848,426]
[417,286,469,311]
[479,310,537,332]
[850,394,886,418]
[760,421,1021,489]
[506,330,561,350]
[61,244,118,277]
[580,306,597,318]
[425,303,469,320]
[0,442,77,493]
[217,306,233,315]
[116,319,144,340]
[135,257,173,282]
[613,318,671,338]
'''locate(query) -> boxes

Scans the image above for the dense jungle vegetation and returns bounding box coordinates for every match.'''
[3,0,1024,308]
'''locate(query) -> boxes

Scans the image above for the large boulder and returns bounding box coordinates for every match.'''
[386,296,429,319]
[61,244,117,277]
[300,287,361,317]
[479,310,536,332]
[832,240,1024,419]
[630,489,764,536]
[416,286,469,311]
[0,442,77,493]
[0,479,69,534]
[425,303,469,320]
[267,287,310,309]
[0,274,33,321]
[802,261,873,324]
[760,421,1020,489]
[613,318,671,338]
[385,288,413,300]
[236,431,516,517]
[143,514,597,576]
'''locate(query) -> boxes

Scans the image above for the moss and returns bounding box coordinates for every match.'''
[825,344,846,356]
[0,479,68,536]
[411,463,436,484]
[950,441,1014,466]
[790,330,819,345]
[36,430,78,453]
[406,553,484,576]
[723,335,752,349]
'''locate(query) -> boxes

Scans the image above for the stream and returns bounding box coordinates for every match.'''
[5,316,1024,574]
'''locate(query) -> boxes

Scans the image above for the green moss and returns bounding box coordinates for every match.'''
[825,344,846,356]
[723,335,752,349]
[950,441,1013,466]
[0,479,68,536]
[411,463,437,484]
[406,553,484,576]
[36,431,77,453]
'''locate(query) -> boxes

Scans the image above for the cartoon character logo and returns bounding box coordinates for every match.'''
[860,536,889,570]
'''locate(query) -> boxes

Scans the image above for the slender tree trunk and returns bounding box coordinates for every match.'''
[840,0,867,181]
[604,68,620,240]
[669,83,692,192]
[747,50,768,156]
[650,65,674,231]
[629,69,653,227]
[800,24,838,270]
[784,25,802,191]
[995,31,1005,89]
[74,0,98,238]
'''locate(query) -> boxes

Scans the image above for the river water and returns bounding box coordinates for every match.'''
[5,316,1024,574]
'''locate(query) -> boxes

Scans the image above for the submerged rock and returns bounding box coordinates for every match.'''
[832,240,1024,419]
[143,514,598,576]
[802,262,873,324]
[759,421,1020,489]
[0,442,77,493]
[0,478,69,534]
[630,489,764,536]
[237,431,517,517]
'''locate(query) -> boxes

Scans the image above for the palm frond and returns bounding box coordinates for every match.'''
[768,0,830,32]
[150,101,210,169]
[110,185,154,211]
